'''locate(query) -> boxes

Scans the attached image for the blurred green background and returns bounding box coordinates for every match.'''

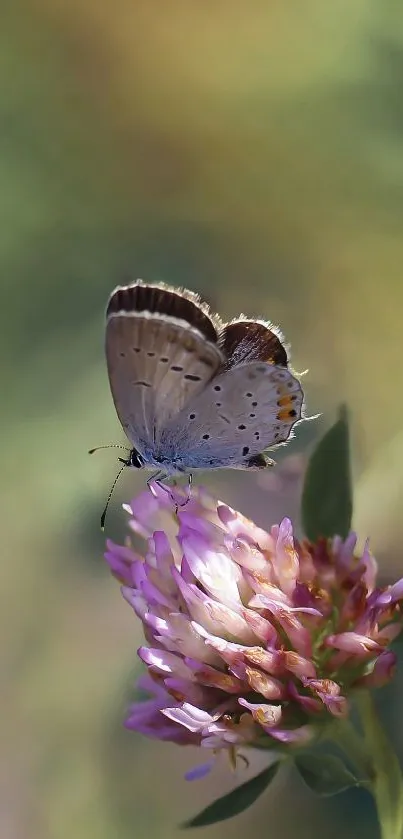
[3,1,403,837]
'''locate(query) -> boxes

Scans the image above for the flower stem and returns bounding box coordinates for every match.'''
[328,716,373,784]
[356,691,403,839]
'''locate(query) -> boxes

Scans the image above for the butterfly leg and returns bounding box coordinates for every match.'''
[183,472,193,505]
[147,473,180,512]
[155,478,181,514]
[147,471,167,497]
[147,472,192,513]
[169,473,193,512]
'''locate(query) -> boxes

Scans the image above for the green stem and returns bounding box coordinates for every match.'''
[327,716,373,785]
[356,691,403,839]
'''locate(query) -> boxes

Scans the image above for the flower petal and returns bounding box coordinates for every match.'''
[104,483,402,770]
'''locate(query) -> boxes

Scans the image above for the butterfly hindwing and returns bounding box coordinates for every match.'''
[161,362,304,470]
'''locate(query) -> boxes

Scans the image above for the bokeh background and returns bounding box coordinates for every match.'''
[3,1,403,837]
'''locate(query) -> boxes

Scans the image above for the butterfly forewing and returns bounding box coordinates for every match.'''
[162,362,303,469]
[107,282,222,342]
[105,285,224,451]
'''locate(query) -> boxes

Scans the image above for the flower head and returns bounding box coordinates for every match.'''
[105,482,403,768]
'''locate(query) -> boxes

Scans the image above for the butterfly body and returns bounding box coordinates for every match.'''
[104,281,304,478]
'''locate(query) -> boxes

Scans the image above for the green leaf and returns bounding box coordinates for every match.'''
[356,691,403,838]
[301,404,353,540]
[295,752,360,797]
[181,762,280,828]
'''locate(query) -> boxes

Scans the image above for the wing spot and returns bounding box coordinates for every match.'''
[215,402,221,407]
[277,408,298,421]
[238,424,246,430]
[119,352,126,357]
[213,384,222,392]
[189,413,196,420]
[147,351,155,357]
[249,413,256,418]
[202,433,210,440]
[160,357,169,363]
[252,401,258,407]
[133,347,141,353]
[184,374,202,382]
[242,446,250,456]
[246,392,253,398]
[254,431,260,440]
[171,365,184,372]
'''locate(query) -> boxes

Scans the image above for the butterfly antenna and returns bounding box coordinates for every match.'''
[100,463,128,531]
[89,444,130,455]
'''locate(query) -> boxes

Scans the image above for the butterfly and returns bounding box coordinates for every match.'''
[93,281,304,495]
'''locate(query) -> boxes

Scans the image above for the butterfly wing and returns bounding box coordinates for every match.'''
[161,362,304,470]
[105,282,224,452]
[218,319,289,370]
